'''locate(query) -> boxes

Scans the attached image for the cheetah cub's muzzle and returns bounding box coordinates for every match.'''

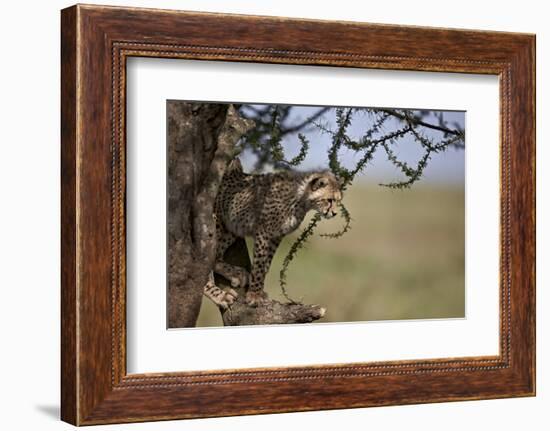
[320,198,339,219]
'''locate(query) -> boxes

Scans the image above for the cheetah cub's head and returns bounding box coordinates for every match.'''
[305,172,343,219]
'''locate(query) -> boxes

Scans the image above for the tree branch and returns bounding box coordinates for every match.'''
[380,108,463,137]
[216,239,326,326]
[223,298,326,326]
[279,107,330,135]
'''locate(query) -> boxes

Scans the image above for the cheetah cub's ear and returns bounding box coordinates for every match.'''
[226,157,243,172]
[308,174,329,191]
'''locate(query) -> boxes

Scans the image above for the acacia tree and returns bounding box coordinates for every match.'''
[167,101,464,328]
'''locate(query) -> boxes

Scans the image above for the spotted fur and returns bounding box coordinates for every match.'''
[205,158,343,307]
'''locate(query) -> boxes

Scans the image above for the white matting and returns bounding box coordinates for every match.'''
[126,57,500,373]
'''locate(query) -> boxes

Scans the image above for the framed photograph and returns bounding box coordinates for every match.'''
[61,4,535,425]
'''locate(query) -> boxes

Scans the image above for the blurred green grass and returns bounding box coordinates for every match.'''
[196,183,465,327]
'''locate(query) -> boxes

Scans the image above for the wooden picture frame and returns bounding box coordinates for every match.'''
[61,4,535,425]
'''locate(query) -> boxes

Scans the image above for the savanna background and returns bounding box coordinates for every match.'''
[196,104,465,326]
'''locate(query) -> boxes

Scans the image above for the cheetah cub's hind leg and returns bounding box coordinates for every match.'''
[213,220,250,289]
[203,272,238,310]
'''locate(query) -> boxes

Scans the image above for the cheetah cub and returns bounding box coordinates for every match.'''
[203,158,343,308]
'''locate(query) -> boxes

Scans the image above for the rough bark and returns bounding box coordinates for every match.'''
[167,101,236,328]
[167,101,326,328]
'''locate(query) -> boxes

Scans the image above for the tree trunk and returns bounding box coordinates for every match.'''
[167,101,240,328]
[167,101,326,328]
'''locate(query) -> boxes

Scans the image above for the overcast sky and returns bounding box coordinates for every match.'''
[240,105,465,186]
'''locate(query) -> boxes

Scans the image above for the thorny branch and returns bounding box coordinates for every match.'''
[238,105,465,302]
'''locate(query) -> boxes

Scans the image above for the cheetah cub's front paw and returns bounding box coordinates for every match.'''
[203,281,238,310]
[245,290,269,307]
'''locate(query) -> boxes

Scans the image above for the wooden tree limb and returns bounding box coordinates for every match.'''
[222,298,326,326]
[216,238,326,326]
